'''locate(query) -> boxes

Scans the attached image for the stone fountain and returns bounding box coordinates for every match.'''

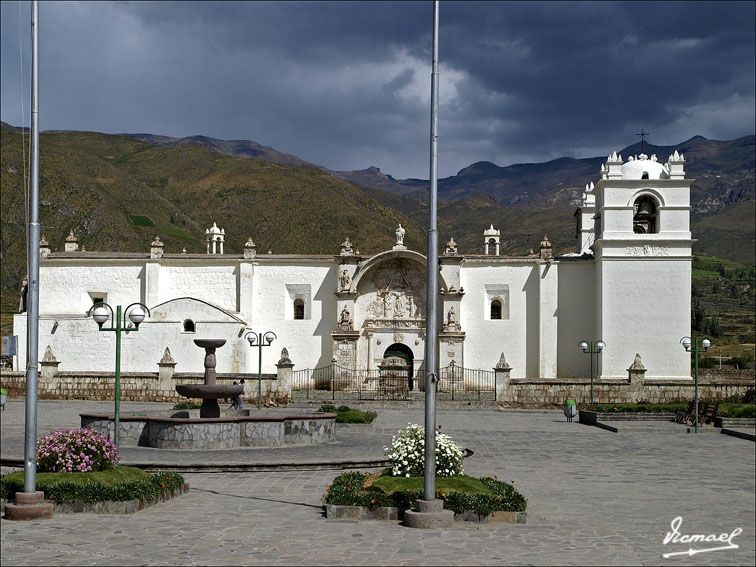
[175,339,243,418]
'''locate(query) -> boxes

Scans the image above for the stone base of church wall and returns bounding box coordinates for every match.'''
[0,371,290,405]
[500,375,754,407]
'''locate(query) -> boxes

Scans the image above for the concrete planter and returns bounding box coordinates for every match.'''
[2,484,189,517]
[325,504,526,524]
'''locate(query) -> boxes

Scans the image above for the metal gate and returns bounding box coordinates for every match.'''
[437,361,496,401]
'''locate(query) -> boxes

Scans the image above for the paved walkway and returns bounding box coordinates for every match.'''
[1,400,754,565]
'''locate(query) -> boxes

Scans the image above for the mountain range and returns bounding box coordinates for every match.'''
[1,121,753,297]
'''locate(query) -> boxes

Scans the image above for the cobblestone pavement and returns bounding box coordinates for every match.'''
[1,400,754,565]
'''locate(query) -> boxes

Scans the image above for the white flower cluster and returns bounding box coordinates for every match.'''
[384,423,464,478]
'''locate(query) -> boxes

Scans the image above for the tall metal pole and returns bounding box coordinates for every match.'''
[23,0,40,494]
[258,335,263,410]
[694,342,699,434]
[114,305,122,450]
[590,346,594,405]
[423,0,440,502]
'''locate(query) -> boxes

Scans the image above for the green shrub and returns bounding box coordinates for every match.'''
[322,470,527,517]
[172,400,202,410]
[1,469,184,503]
[743,388,756,404]
[337,405,351,413]
[318,404,337,413]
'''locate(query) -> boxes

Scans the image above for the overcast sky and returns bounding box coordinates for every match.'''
[2,1,754,179]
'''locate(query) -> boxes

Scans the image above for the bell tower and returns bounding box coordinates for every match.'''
[589,150,692,380]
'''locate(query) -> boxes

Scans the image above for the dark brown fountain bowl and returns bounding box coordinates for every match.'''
[175,384,243,399]
[176,383,243,418]
[194,339,226,349]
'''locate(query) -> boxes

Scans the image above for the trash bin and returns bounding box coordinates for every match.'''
[564,399,576,422]
[0,388,7,411]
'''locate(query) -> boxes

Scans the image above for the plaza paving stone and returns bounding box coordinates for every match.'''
[1,399,754,565]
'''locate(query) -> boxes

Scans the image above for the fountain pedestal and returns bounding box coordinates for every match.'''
[175,339,242,418]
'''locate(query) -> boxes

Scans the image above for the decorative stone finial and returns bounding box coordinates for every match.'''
[41,345,58,363]
[629,353,645,371]
[495,352,511,370]
[539,234,553,260]
[340,237,354,255]
[150,235,164,259]
[64,229,79,252]
[444,237,458,256]
[393,224,407,250]
[39,235,51,259]
[277,347,292,366]
[159,347,175,365]
[182,247,187,254]
[243,237,257,259]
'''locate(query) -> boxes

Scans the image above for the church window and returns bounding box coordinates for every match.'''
[490,299,502,320]
[641,172,649,180]
[293,299,305,320]
[183,319,195,333]
[633,196,658,234]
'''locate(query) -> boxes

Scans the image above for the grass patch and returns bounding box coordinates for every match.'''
[0,466,184,503]
[370,472,492,496]
[129,214,155,227]
[317,404,377,424]
[323,469,526,518]
[158,224,203,244]
[1,465,147,487]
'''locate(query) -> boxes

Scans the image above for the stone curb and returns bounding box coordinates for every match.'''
[325,504,526,524]
[1,459,392,473]
[1,484,189,517]
[721,428,756,442]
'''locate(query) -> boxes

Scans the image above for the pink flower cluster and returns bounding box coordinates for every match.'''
[36,428,118,473]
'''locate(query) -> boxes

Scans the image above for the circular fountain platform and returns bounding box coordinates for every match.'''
[80,409,336,450]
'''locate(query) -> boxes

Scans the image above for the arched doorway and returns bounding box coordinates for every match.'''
[383,343,414,390]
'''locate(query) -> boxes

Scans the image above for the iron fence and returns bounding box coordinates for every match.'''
[292,361,496,401]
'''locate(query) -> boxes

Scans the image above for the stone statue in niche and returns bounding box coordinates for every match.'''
[395,224,405,246]
[444,306,460,331]
[339,269,351,291]
[337,305,353,331]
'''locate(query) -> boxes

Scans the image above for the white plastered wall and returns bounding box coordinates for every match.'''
[556,261,595,377]
[459,261,540,377]
[250,261,337,373]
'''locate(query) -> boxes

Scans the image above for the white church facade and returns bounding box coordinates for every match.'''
[12,151,693,382]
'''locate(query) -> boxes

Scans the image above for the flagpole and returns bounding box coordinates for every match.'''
[423,0,440,503]
[24,0,41,496]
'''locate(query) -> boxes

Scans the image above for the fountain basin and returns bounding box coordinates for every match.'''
[81,410,336,450]
[193,338,226,349]
[175,384,243,399]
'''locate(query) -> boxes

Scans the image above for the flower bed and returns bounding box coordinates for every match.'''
[1,467,185,504]
[323,470,527,522]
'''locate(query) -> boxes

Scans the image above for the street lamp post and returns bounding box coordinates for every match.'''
[579,340,606,405]
[245,331,276,410]
[681,336,711,434]
[86,302,150,450]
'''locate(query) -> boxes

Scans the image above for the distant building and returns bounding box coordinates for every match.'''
[13,151,692,382]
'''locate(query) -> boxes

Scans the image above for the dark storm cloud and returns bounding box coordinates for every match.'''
[1,1,753,178]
